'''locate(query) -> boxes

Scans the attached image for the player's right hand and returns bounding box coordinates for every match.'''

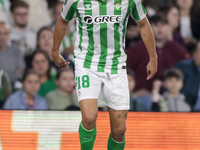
[146,59,157,80]
[52,52,70,68]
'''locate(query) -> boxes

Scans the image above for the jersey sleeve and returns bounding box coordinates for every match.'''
[130,0,147,21]
[61,0,78,21]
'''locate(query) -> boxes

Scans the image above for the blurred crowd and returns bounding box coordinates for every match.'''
[0,0,200,112]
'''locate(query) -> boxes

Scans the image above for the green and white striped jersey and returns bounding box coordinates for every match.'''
[61,0,146,74]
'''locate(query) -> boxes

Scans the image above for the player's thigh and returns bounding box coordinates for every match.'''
[75,68,101,121]
[101,72,130,110]
[75,67,101,102]
[79,99,98,122]
[108,107,128,133]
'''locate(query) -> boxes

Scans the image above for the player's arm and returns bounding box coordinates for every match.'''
[136,17,158,80]
[52,16,70,68]
[52,0,78,67]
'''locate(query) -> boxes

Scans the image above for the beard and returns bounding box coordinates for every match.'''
[16,22,27,28]
[155,36,167,42]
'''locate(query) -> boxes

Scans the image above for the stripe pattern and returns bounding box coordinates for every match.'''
[61,0,146,74]
[98,1,108,72]
[83,0,95,69]
[111,0,122,74]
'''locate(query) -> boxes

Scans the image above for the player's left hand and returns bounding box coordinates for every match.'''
[146,59,157,80]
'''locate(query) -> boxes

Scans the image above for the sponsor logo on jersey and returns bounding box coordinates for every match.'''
[114,2,121,10]
[85,4,92,10]
[84,16,93,24]
[83,15,123,24]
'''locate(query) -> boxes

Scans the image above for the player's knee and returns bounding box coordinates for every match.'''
[112,126,126,138]
[82,115,97,127]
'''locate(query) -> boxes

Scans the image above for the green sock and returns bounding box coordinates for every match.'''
[79,123,96,150]
[107,134,126,150]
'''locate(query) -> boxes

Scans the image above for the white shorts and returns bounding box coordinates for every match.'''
[75,65,130,110]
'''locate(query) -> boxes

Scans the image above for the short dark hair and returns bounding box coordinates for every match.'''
[10,0,29,12]
[56,68,74,80]
[164,68,183,81]
[22,69,39,82]
[127,69,135,79]
[187,41,199,55]
[149,14,168,25]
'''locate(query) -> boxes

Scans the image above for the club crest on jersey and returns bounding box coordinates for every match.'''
[84,15,123,24]
[78,91,81,96]
[85,4,92,10]
[114,2,121,10]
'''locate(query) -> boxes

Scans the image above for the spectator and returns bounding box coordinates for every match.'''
[0,69,11,108]
[175,42,200,110]
[23,0,51,31]
[173,0,200,42]
[126,14,188,92]
[125,16,141,50]
[158,6,186,47]
[36,26,75,71]
[34,27,57,75]
[151,68,191,112]
[37,27,53,60]
[0,22,25,85]
[46,68,79,110]
[49,1,64,30]
[128,69,150,111]
[9,0,36,56]
[27,50,57,97]
[3,69,48,110]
